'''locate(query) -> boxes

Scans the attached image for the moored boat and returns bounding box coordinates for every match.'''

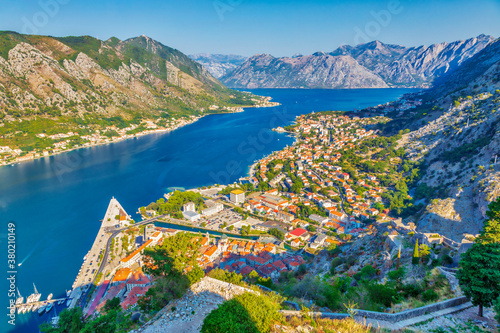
[27,283,41,303]
[16,288,24,305]
[38,303,47,314]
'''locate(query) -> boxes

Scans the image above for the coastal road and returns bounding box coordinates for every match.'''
[86,214,167,305]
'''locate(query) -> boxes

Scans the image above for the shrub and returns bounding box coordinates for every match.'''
[422,289,439,302]
[201,292,281,333]
[330,257,344,273]
[387,267,406,283]
[441,254,453,266]
[353,265,376,281]
[366,282,397,307]
[401,283,423,298]
[208,268,244,285]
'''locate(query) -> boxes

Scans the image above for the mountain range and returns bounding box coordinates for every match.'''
[188,54,247,79]
[0,32,256,127]
[217,34,495,89]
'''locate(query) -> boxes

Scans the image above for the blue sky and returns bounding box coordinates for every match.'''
[2,0,499,57]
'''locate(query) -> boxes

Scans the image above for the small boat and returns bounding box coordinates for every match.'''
[47,293,53,301]
[66,298,72,307]
[45,302,54,313]
[66,289,71,297]
[32,303,40,311]
[38,303,47,314]
[50,307,59,327]
[58,299,65,305]
[26,304,33,313]
[17,306,23,314]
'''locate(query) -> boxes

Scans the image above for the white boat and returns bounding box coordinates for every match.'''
[15,288,24,305]
[38,303,47,314]
[27,283,41,303]
[50,315,59,327]
[66,289,72,297]
[50,307,59,327]
[66,298,72,307]
[26,304,34,312]
[47,293,53,301]
[32,303,40,311]
[17,306,23,314]
[45,302,54,313]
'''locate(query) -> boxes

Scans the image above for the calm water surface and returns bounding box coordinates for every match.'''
[0,88,417,332]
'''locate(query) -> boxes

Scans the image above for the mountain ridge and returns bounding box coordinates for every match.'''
[220,35,495,89]
[0,31,260,151]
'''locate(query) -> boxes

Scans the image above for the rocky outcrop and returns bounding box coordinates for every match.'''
[401,40,500,240]
[138,277,257,333]
[222,35,494,89]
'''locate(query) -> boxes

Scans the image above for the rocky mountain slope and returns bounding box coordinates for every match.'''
[397,38,500,241]
[222,52,389,89]
[188,54,247,78]
[221,35,494,89]
[0,32,256,129]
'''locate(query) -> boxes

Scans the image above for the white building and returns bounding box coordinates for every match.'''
[202,202,224,216]
[230,190,245,204]
[183,202,196,212]
[183,210,201,222]
[310,234,327,249]
[309,214,329,224]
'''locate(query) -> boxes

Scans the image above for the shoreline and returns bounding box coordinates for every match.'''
[0,102,280,168]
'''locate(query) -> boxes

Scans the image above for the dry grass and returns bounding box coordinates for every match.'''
[271,316,380,333]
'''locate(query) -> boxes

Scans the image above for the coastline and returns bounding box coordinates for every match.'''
[0,102,280,168]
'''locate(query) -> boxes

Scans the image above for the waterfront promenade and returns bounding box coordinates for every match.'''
[68,198,130,308]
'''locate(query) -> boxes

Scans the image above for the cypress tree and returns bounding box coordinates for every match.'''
[412,239,420,265]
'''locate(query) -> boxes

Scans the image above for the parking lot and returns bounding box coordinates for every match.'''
[199,209,242,230]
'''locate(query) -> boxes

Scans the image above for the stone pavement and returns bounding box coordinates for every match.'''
[361,301,473,331]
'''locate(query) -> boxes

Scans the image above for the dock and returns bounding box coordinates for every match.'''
[14,298,66,309]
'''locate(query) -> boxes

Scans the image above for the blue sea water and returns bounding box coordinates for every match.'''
[0,88,416,332]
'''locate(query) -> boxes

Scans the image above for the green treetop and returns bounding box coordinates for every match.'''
[457,197,500,317]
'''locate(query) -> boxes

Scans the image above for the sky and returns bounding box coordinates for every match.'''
[1,0,499,57]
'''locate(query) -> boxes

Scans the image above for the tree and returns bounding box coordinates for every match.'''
[268,228,284,240]
[456,198,500,316]
[247,270,260,284]
[327,243,341,257]
[419,244,431,264]
[456,242,500,316]
[412,239,420,265]
[306,225,316,232]
[40,307,85,333]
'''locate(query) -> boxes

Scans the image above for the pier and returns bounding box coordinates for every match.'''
[69,197,164,310]
[14,298,66,309]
